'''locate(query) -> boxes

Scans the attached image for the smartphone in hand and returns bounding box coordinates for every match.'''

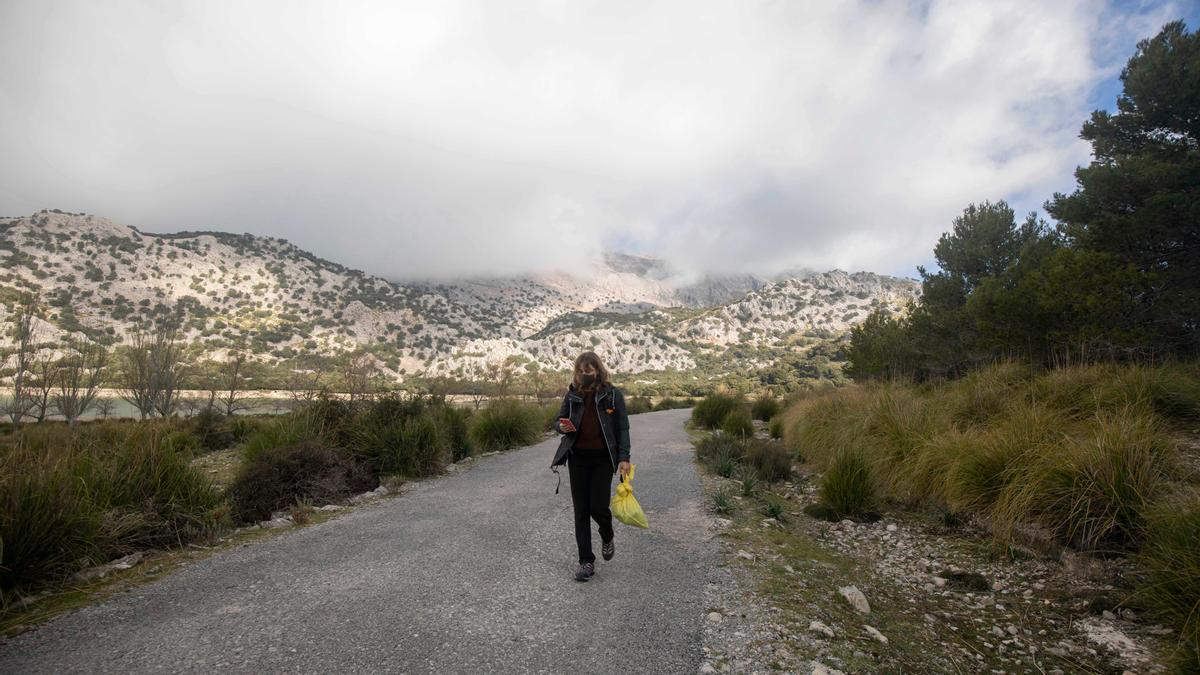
[558,417,576,433]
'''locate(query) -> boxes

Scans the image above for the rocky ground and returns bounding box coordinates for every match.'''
[695,436,1177,674]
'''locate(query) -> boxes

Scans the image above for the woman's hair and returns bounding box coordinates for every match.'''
[571,351,611,392]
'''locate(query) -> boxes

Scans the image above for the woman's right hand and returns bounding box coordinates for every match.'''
[558,417,576,433]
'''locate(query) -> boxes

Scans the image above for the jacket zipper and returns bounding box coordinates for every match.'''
[596,391,616,472]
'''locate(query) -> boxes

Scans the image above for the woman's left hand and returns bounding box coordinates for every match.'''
[618,461,631,479]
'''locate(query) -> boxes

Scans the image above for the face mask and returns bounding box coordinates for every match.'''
[580,374,596,387]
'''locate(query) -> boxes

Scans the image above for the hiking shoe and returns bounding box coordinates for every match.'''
[601,538,615,561]
[574,561,595,581]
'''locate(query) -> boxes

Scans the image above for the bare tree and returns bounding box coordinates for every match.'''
[54,337,108,426]
[119,324,187,418]
[28,349,58,422]
[469,384,487,410]
[149,325,186,418]
[494,361,517,400]
[120,328,156,419]
[4,294,39,430]
[217,351,250,416]
[95,396,117,420]
[286,367,326,410]
[342,353,376,406]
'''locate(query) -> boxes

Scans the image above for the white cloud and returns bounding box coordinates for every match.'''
[0,0,1183,281]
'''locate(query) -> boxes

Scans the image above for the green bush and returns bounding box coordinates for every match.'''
[0,421,227,591]
[760,493,786,521]
[243,413,319,462]
[653,397,690,411]
[626,396,654,415]
[735,465,757,497]
[820,450,877,520]
[751,393,781,421]
[691,392,741,429]
[229,416,265,444]
[0,447,103,589]
[192,407,232,451]
[695,432,745,475]
[1138,495,1200,672]
[228,441,375,523]
[746,439,791,482]
[438,405,474,461]
[348,395,451,476]
[721,408,755,440]
[712,486,734,515]
[996,408,1173,553]
[468,399,543,453]
[768,417,785,440]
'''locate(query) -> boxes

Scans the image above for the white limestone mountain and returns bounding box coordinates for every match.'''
[0,210,919,381]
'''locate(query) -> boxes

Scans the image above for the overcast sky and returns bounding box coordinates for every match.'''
[0,1,1190,282]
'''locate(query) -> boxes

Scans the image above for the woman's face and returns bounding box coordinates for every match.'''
[579,363,597,377]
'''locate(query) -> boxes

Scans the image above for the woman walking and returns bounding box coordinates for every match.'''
[550,351,632,582]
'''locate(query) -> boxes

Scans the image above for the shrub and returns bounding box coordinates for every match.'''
[695,433,745,476]
[996,407,1173,553]
[653,397,690,411]
[192,407,232,451]
[721,408,755,440]
[692,392,741,429]
[0,447,102,589]
[626,396,654,415]
[712,486,734,515]
[1138,494,1200,671]
[229,416,265,444]
[820,450,877,520]
[349,395,452,476]
[243,413,320,462]
[438,405,474,461]
[468,399,543,453]
[228,441,375,523]
[0,422,227,591]
[746,439,792,482]
[751,393,781,421]
[761,493,786,521]
[768,417,785,440]
[735,465,757,497]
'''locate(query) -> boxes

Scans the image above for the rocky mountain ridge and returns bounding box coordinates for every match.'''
[0,210,919,382]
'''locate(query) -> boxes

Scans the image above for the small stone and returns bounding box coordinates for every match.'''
[809,621,835,638]
[700,664,718,674]
[811,664,846,675]
[932,576,948,588]
[886,523,898,532]
[864,625,888,644]
[992,626,1005,638]
[838,586,871,614]
[736,550,756,561]
[1102,610,1116,620]
[713,518,732,529]
[707,611,723,623]
[1006,625,1019,636]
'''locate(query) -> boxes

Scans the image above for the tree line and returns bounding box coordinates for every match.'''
[847,21,1198,381]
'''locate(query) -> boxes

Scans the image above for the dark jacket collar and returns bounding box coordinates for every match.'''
[567,381,612,401]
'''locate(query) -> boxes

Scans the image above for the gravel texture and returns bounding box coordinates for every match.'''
[0,407,714,674]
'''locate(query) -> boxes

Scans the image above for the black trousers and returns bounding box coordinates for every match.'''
[567,446,615,564]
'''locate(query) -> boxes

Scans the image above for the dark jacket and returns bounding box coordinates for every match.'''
[550,381,631,483]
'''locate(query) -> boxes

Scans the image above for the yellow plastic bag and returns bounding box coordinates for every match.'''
[611,463,649,529]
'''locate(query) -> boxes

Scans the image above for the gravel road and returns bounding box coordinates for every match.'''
[0,407,715,674]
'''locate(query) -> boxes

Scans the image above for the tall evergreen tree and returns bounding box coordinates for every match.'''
[1046,20,1200,354]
